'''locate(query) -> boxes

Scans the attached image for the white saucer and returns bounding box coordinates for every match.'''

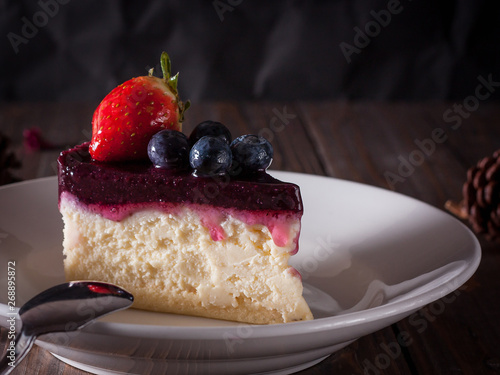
[0,172,481,374]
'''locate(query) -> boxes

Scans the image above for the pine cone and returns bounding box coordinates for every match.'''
[446,150,500,240]
[0,133,21,186]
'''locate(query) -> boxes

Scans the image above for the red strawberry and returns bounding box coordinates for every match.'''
[90,52,190,162]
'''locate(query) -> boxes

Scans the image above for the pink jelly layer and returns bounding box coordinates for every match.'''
[61,191,301,251]
[58,143,304,251]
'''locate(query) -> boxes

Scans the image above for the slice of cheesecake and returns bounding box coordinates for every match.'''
[58,143,313,324]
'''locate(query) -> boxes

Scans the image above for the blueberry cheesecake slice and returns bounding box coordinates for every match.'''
[57,53,313,324]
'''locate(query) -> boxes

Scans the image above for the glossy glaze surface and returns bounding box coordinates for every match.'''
[58,143,302,214]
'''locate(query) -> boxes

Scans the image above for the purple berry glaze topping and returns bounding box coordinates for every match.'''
[58,143,302,212]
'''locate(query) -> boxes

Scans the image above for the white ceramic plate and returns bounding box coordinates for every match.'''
[0,173,481,375]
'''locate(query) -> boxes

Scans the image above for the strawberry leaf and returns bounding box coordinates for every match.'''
[161,51,172,81]
[179,100,191,122]
[168,72,179,93]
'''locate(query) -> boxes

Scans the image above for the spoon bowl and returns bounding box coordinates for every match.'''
[0,281,133,375]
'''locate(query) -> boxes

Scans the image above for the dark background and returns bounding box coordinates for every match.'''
[1,0,499,103]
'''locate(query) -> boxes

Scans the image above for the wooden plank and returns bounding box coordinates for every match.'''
[296,100,368,182]
[239,101,326,175]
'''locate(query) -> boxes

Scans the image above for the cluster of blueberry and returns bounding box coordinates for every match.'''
[147,121,274,176]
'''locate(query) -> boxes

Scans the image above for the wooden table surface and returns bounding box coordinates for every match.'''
[1,101,499,374]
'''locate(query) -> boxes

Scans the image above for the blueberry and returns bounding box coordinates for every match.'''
[148,130,189,169]
[230,135,273,173]
[189,121,232,146]
[189,136,232,176]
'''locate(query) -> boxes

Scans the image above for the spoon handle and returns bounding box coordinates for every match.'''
[0,331,35,375]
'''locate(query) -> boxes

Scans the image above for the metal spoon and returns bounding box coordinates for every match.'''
[0,281,134,375]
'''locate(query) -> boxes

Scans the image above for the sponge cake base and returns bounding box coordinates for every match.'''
[60,194,313,324]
